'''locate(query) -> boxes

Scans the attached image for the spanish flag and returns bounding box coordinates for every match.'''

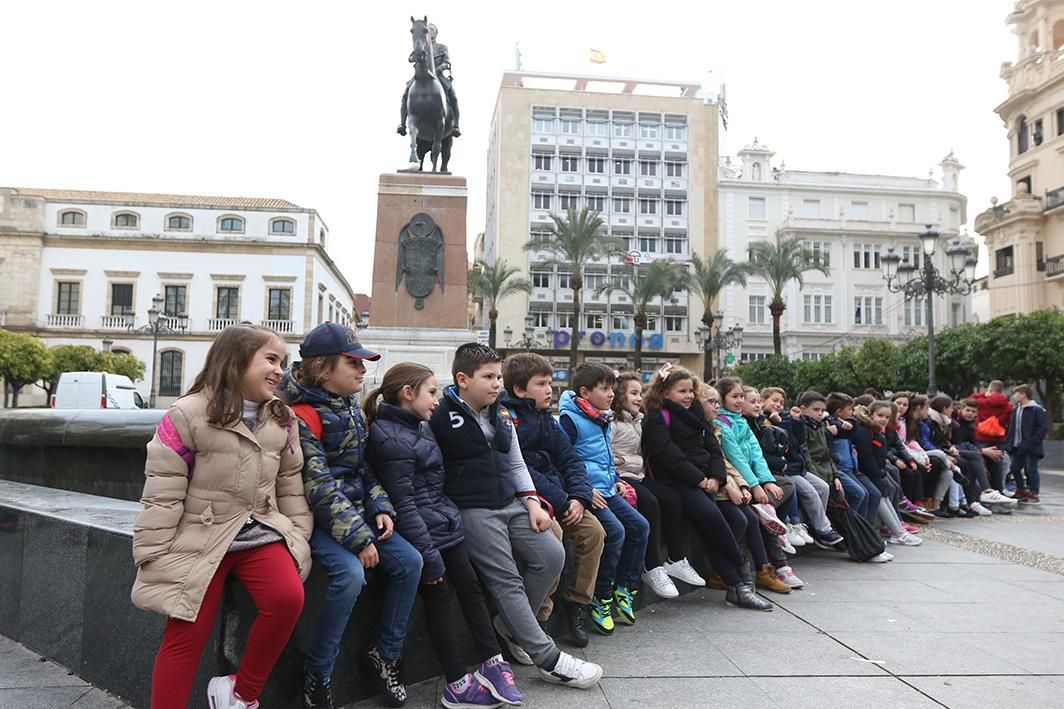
[590,48,606,64]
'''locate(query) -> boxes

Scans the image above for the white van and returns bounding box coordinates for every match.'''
[51,371,147,409]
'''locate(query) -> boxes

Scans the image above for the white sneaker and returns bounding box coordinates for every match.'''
[786,525,807,548]
[969,502,993,516]
[663,558,706,587]
[642,565,679,598]
[207,675,258,709]
[869,551,894,563]
[888,532,923,546]
[981,490,1018,507]
[778,533,797,555]
[1001,488,1016,498]
[493,615,533,666]
[776,565,804,589]
[538,651,603,689]
[796,523,815,544]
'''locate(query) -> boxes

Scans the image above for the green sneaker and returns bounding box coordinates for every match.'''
[588,595,615,635]
[613,585,637,626]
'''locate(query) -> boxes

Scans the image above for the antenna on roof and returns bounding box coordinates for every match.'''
[514,42,523,71]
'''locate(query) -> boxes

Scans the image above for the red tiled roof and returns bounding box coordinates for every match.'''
[15,187,301,210]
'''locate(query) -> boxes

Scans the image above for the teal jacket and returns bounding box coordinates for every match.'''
[716,409,774,487]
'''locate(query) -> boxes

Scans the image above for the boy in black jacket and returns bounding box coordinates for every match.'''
[500,353,605,649]
[1005,384,1048,504]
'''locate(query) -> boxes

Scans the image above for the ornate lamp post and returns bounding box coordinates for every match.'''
[697,311,744,382]
[126,293,188,407]
[881,225,977,395]
[513,314,543,351]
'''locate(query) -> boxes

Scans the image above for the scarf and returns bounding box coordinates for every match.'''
[801,414,823,430]
[573,396,613,427]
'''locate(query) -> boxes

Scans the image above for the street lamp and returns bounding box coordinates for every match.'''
[698,311,744,382]
[513,313,544,351]
[127,293,188,407]
[882,225,977,394]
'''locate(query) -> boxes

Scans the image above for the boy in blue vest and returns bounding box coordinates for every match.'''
[500,352,605,649]
[1005,384,1048,504]
[429,343,603,689]
[558,361,649,636]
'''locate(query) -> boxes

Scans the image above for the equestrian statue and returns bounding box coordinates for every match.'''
[399,17,460,174]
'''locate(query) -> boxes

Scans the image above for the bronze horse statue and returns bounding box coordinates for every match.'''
[403,17,455,174]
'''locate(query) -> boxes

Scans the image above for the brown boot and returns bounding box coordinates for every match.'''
[708,571,727,590]
[755,564,792,594]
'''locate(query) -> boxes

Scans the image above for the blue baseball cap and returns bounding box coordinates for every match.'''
[299,322,381,360]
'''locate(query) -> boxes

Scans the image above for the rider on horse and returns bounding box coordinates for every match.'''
[398,23,460,138]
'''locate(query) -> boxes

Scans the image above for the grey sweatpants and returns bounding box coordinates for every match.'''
[792,471,832,534]
[461,499,565,669]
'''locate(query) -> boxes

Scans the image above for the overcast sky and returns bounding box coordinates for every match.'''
[1,1,1017,291]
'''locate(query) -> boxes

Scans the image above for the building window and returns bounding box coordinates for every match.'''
[1034,118,1044,146]
[112,211,140,229]
[56,282,80,315]
[319,228,326,244]
[585,313,604,329]
[665,161,685,178]
[749,295,767,324]
[530,229,551,244]
[665,236,685,254]
[665,125,686,140]
[558,312,574,328]
[560,119,581,135]
[58,209,86,227]
[110,283,133,317]
[531,311,551,328]
[1057,108,1064,137]
[853,295,883,325]
[532,193,552,210]
[533,117,555,133]
[852,243,881,270]
[639,124,659,139]
[901,245,923,270]
[560,156,579,173]
[559,194,578,210]
[804,240,830,268]
[613,159,632,175]
[558,272,571,289]
[801,200,820,219]
[850,201,869,220]
[638,237,658,252]
[748,197,766,220]
[995,246,1015,277]
[1017,116,1029,154]
[802,294,833,323]
[219,215,245,233]
[586,196,605,212]
[533,155,553,171]
[613,198,631,214]
[216,287,239,319]
[587,158,605,174]
[268,288,291,321]
[904,296,926,327]
[531,271,550,288]
[614,123,632,138]
[898,203,916,222]
[801,352,825,362]
[665,316,684,332]
[645,316,658,331]
[611,314,629,330]
[741,352,772,363]
[639,199,658,215]
[586,121,608,137]
[665,200,684,216]
[164,285,187,316]
[270,218,296,234]
[639,161,658,177]
[584,273,607,290]
[159,351,184,397]
[166,214,192,231]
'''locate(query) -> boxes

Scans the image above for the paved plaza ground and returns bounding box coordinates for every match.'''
[5,473,1064,708]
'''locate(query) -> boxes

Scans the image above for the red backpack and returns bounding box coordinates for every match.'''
[290,403,324,440]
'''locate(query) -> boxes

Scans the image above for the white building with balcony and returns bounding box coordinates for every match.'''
[1,187,355,406]
[719,140,973,362]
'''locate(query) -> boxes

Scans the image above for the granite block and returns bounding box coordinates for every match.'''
[19,516,87,669]
[829,631,1032,675]
[707,631,890,676]
[0,506,24,637]
[601,677,771,709]
[0,636,88,689]
[750,676,938,708]
[904,674,1064,709]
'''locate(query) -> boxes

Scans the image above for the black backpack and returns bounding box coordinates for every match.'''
[826,488,886,562]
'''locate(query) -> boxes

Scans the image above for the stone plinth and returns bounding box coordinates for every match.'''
[371,173,469,329]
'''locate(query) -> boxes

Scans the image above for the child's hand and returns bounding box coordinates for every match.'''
[790,406,802,418]
[895,459,907,470]
[698,477,720,495]
[826,423,838,436]
[833,478,843,492]
[726,484,742,505]
[358,543,379,569]
[841,420,853,431]
[740,487,752,504]
[769,411,782,424]
[591,488,608,510]
[764,481,785,501]
[751,485,769,505]
[528,501,552,533]
[424,576,445,586]
[375,514,394,541]
[562,498,585,525]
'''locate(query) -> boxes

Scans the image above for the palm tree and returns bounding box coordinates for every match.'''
[467,259,531,349]
[596,260,691,374]
[526,207,623,372]
[689,250,751,327]
[748,232,830,355]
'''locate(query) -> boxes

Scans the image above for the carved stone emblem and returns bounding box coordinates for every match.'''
[395,212,445,309]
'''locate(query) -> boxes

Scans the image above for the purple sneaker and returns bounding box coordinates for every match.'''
[475,660,523,705]
[442,676,502,709]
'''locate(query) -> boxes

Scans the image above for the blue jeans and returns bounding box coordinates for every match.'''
[591,495,649,597]
[838,471,881,527]
[1010,452,1041,494]
[305,526,422,673]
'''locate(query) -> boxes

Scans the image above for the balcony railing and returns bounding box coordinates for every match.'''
[208,318,237,332]
[1046,256,1064,280]
[262,319,294,334]
[47,314,84,328]
[101,315,132,329]
[1047,186,1064,212]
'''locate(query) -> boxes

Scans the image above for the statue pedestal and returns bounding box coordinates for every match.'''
[370,173,469,329]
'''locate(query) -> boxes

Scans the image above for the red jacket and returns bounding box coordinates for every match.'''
[971,391,1013,444]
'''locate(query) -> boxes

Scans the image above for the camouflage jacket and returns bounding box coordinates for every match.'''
[280,365,395,553]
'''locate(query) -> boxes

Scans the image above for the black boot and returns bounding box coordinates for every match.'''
[738,550,755,586]
[303,670,334,709]
[563,601,589,648]
[366,645,407,707]
[725,583,773,612]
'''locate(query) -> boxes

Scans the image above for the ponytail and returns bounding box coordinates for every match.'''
[362,387,385,426]
[361,362,436,426]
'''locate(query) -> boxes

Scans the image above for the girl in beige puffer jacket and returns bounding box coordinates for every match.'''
[132,325,312,709]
